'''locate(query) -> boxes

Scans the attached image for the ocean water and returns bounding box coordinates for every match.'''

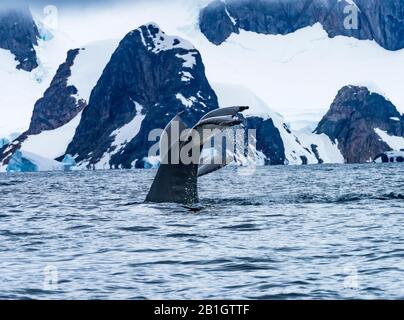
[0,164,403,300]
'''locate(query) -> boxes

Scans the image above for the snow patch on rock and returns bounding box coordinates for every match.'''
[110,103,145,151]
[79,102,145,170]
[176,52,197,68]
[375,128,404,151]
[176,93,195,107]
[137,22,195,54]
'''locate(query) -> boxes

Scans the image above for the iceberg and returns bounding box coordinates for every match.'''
[61,154,77,171]
[7,150,64,173]
[143,156,160,169]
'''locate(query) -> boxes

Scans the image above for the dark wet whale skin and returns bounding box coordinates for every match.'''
[145,106,248,204]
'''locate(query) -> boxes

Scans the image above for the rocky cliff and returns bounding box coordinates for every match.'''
[28,49,86,134]
[200,0,404,51]
[0,6,39,71]
[245,116,285,165]
[315,86,404,163]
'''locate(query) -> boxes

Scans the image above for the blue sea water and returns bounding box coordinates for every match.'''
[0,164,403,299]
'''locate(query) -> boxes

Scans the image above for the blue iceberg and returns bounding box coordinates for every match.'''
[143,156,160,169]
[6,150,65,173]
[7,150,38,172]
[62,154,77,171]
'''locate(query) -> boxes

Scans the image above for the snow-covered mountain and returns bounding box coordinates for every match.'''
[1,1,404,172]
[0,39,118,166]
[64,23,218,169]
[212,83,343,165]
[0,5,74,139]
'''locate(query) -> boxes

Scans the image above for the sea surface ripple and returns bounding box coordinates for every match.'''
[0,164,403,299]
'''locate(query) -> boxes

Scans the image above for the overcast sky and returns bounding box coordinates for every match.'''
[1,0,143,9]
[0,0,210,14]
[0,0,212,46]
[22,0,207,46]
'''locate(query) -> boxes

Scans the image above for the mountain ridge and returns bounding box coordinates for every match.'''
[199,0,404,51]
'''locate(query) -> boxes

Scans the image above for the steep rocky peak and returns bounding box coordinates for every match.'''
[27,48,86,135]
[330,85,401,120]
[65,23,218,169]
[315,85,404,163]
[133,23,195,54]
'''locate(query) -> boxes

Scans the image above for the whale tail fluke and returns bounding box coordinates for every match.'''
[145,106,249,204]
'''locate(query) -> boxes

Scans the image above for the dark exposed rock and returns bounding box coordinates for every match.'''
[28,49,86,135]
[245,116,285,165]
[315,85,404,163]
[65,23,218,169]
[300,155,308,165]
[310,144,324,164]
[0,49,86,166]
[199,0,239,46]
[199,0,404,51]
[374,151,404,163]
[354,0,404,51]
[0,6,39,71]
